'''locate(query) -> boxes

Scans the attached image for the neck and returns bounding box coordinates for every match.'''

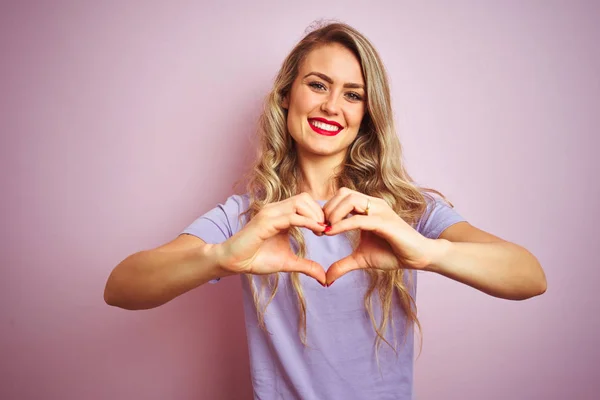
[296,148,345,201]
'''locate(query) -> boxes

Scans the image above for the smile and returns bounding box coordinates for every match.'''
[308,118,343,136]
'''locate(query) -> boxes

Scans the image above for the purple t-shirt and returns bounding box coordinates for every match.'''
[182,193,466,399]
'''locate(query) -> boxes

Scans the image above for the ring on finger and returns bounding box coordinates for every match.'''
[364,198,371,216]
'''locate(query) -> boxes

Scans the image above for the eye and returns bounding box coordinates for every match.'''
[308,81,327,91]
[345,92,364,102]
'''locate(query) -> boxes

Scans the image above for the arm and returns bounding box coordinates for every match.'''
[104,193,330,310]
[104,234,233,310]
[426,222,547,300]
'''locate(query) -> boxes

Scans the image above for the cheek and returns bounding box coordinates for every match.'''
[286,103,304,139]
[291,95,314,116]
[349,110,365,130]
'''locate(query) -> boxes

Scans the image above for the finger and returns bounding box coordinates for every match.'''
[264,196,318,222]
[326,255,362,285]
[282,257,326,286]
[324,215,377,236]
[271,213,326,235]
[321,189,352,222]
[285,195,324,224]
[305,197,326,224]
[297,192,326,224]
[327,192,373,226]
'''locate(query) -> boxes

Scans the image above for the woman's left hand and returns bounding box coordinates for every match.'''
[322,187,437,285]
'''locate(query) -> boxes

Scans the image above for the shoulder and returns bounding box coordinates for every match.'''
[221,193,251,213]
[415,191,467,239]
[216,192,251,227]
[181,193,251,243]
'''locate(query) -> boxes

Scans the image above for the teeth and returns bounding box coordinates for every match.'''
[310,120,340,132]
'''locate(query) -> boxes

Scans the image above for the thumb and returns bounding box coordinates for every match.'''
[326,255,362,286]
[283,256,327,286]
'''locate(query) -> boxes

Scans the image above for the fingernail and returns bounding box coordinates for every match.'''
[327,280,335,287]
[324,226,332,233]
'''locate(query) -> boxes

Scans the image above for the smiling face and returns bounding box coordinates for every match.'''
[282,43,366,161]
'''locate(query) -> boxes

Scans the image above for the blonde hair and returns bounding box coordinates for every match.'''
[238,21,450,356]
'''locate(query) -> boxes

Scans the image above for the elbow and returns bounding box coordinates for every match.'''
[103,263,127,308]
[103,278,123,308]
[533,274,548,297]
[103,273,134,309]
[103,276,160,311]
[529,259,548,298]
[515,281,546,300]
[103,287,140,310]
[512,249,547,300]
[513,265,548,301]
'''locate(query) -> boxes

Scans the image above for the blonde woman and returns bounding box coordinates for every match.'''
[104,22,547,400]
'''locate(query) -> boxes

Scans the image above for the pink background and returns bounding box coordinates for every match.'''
[1,1,598,399]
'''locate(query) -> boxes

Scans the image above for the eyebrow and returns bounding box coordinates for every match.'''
[303,71,365,90]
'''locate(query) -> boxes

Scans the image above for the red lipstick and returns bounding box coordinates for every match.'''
[308,118,343,136]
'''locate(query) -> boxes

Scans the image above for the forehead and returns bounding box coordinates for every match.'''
[299,43,364,85]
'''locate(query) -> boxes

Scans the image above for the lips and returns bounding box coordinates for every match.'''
[308,117,343,136]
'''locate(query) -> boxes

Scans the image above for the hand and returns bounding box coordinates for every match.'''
[216,193,328,285]
[322,188,435,284]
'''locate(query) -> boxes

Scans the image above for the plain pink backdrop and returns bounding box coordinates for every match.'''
[1,1,598,399]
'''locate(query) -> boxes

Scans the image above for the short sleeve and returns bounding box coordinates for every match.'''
[181,194,249,243]
[180,194,250,282]
[416,195,467,239]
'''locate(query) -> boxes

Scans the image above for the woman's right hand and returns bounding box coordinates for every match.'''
[214,193,328,285]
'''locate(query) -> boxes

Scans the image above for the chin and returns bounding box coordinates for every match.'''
[304,145,346,157]
[291,131,352,157]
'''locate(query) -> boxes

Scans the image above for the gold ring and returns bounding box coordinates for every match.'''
[364,198,370,215]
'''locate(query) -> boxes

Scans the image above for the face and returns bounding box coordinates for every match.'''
[282,43,366,161]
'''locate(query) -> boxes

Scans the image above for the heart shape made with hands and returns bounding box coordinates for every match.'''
[307,191,432,286]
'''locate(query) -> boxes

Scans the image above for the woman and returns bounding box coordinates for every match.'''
[104,22,547,399]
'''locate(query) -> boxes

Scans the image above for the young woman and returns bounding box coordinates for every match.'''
[104,22,547,399]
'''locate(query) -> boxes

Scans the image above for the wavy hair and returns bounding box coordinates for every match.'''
[238,21,451,356]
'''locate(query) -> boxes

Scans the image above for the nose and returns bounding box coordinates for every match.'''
[321,93,340,115]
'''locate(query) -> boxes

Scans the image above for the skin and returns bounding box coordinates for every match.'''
[104,43,547,310]
[280,43,547,299]
[282,43,366,201]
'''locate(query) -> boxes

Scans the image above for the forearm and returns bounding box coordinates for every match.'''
[425,239,547,300]
[104,243,229,310]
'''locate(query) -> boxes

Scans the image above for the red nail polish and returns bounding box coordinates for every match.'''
[324,226,332,233]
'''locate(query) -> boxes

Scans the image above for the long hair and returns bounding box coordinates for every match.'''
[238,21,450,355]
